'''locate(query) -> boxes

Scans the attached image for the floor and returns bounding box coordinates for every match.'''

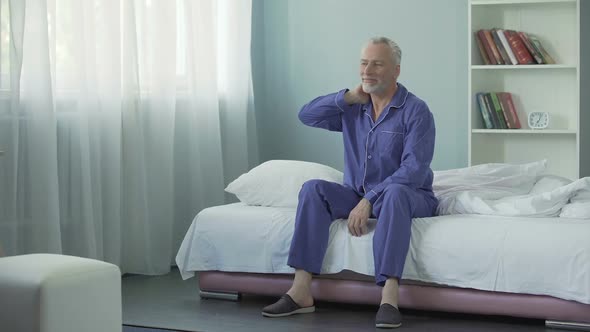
[122,269,560,332]
[124,327,176,332]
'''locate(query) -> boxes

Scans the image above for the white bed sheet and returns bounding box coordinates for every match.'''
[176,203,590,304]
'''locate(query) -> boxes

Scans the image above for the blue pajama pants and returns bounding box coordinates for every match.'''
[287,179,438,286]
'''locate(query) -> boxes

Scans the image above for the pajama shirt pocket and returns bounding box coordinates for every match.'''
[376,130,404,155]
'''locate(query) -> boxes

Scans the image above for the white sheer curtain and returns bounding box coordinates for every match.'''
[0,0,257,274]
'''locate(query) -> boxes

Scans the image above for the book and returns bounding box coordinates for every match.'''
[497,92,521,129]
[483,29,504,65]
[477,30,496,65]
[528,35,556,64]
[517,31,544,64]
[499,92,522,129]
[497,29,518,65]
[476,93,493,129]
[475,32,491,65]
[483,93,501,128]
[492,28,512,65]
[490,93,509,129]
[504,30,534,64]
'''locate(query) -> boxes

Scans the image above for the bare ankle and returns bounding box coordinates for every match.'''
[286,287,314,307]
[380,300,398,309]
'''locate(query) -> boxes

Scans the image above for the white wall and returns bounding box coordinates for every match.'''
[252,0,468,171]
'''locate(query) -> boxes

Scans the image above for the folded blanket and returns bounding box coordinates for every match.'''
[433,160,590,218]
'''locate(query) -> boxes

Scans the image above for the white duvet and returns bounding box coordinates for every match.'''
[176,203,590,305]
[434,161,590,218]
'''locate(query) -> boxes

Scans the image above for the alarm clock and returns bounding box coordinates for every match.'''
[527,111,549,129]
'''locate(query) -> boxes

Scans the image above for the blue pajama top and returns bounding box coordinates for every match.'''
[298,83,436,205]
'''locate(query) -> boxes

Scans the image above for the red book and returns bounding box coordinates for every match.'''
[505,30,534,64]
[517,31,544,64]
[497,29,518,65]
[498,92,522,129]
[477,30,496,65]
[483,29,504,64]
[475,32,491,65]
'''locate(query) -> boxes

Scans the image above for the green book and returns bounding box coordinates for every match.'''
[476,93,493,129]
[490,93,508,129]
[483,93,500,128]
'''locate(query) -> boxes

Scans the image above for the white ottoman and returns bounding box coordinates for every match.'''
[0,254,122,332]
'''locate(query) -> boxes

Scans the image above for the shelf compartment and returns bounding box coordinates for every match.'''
[470,134,577,179]
[471,64,576,70]
[471,69,577,131]
[472,0,576,6]
[472,129,576,134]
[470,1,577,66]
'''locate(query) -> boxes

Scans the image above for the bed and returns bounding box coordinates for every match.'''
[175,160,590,330]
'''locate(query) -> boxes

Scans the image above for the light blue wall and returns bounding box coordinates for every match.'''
[252,0,468,171]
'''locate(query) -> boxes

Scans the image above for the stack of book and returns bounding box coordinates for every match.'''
[475,29,555,65]
[476,92,521,129]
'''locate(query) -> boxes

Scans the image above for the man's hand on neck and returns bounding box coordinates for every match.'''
[344,85,370,105]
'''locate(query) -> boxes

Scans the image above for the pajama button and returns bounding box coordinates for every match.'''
[368,155,372,159]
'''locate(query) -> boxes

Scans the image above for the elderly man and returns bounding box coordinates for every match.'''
[262,37,438,329]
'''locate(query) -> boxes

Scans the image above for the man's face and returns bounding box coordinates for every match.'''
[360,43,399,95]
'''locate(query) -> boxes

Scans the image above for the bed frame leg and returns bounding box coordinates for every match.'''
[199,290,241,301]
[546,320,590,331]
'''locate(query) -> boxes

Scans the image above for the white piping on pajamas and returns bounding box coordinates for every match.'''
[360,86,408,200]
[335,92,346,113]
[362,112,372,194]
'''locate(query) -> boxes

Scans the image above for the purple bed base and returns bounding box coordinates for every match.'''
[199,271,590,330]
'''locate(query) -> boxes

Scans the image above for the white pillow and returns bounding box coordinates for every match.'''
[559,182,590,219]
[225,160,344,207]
[529,175,572,195]
[559,201,590,219]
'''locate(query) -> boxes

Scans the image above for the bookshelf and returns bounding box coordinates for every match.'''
[468,0,589,180]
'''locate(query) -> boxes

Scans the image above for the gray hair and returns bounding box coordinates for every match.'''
[367,37,402,66]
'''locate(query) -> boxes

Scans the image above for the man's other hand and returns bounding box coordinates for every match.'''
[344,85,370,105]
[348,198,372,237]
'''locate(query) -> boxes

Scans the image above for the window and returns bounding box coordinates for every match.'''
[0,0,10,91]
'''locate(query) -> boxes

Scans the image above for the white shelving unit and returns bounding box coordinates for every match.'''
[468,0,589,180]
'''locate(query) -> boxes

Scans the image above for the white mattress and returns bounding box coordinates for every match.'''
[176,203,590,304]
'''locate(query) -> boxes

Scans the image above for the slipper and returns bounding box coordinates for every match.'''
[375,303,402,328]
[261,294,315,318]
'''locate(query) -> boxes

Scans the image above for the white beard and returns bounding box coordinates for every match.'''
[362,82,385,94]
